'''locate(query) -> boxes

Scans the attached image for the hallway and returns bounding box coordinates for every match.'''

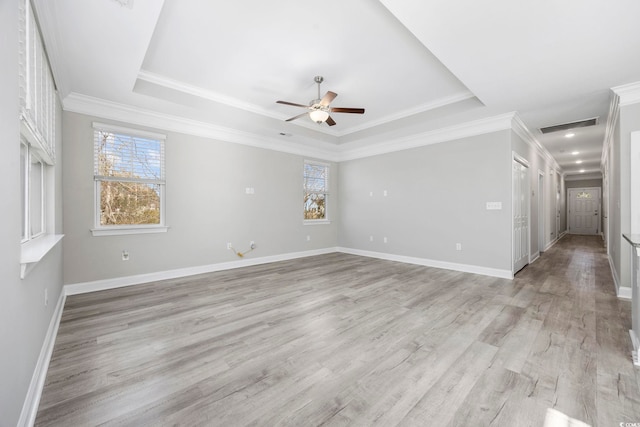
[515,234,639,425]
[35,235,640,426]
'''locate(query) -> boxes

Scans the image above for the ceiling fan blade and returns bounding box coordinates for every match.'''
[285,112,309,122]
[277,100,309,108]
[326,116,336,126]
[320,91,337,107]
[331,107,365,114]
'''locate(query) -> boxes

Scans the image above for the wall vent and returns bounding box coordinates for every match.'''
[539,117,598,134]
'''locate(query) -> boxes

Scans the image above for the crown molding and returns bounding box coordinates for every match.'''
[137,70,477,139]
[510,114,561,172]
[332,91,476,137]
[137,70,342,138]
[63,93,548,164]
[62,92,341,161]
[137,70,285,124]
[612,81,640,106]
[337,112,516,161]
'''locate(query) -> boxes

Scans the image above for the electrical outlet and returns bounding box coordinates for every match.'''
[44,288,48,306]
[250,241,256,249]
[227,242,232,250]
[306,235,311,241]
[122,250,129,261]
[456,243,462,251]
[383,237,388,243]
[383,190,388,197]
[369,235,374,242]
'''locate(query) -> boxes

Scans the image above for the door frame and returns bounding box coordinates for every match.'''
[567,187,601,235]
[512,153,531,274]
[538,170,545,254]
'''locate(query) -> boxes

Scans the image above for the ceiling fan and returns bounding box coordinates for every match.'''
[276,76,365,126]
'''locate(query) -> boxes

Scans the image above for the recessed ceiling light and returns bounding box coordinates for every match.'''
[579,169,585,173]
[571,151,579,155]
[565,133,575,138]
[576,160,583,164]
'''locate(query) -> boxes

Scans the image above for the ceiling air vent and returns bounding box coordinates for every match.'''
[539,117,598,134]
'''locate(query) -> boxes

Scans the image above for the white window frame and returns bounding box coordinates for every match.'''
[303,160,330,225]
[19,0,63,279]
[91,123,168,237]
[21,140,46,242]
[21,139,44,242]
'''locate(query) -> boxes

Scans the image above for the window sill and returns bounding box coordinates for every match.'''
[303,220,331,226]
[91,226,169,237]
[20,234,64,279]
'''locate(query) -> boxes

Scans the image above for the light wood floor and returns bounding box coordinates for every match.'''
[36,235,640,426]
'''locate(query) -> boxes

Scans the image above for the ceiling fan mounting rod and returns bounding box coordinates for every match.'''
[314,76,324,100]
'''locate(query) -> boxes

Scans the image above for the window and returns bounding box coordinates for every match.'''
[18,0,62,279]
[20,140,46,242]
[303,161,329,222]
[92,123,167,236]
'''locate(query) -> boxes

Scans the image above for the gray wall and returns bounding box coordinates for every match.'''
[610,113,622,287]
[565,179,602,189]
[338,130,513,271]
[610,102,640,290]
[0,0,65,425]
[63,112,338,284]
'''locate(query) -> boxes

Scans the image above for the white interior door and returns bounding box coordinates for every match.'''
[538,171,544,252]
[513,158,529,273]
[603,168,608,247]
[568,188,600,235]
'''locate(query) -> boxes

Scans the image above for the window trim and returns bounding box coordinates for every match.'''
[303,160,331,225]
[91,122,167,236]
[21,138,47,243]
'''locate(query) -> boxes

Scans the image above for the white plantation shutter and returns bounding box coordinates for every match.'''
[19,0,56,164]
[19,0,57,247]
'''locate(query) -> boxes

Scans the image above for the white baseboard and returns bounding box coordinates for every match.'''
[607,254,632,299]
[618,286,632,300]
[544,238,557,252]
[337,247,513,279]
[529,251,541,264]
[65,248,339,295]
[17,290,66,427]
[66,245,517,296]
[544,232,568,252]
[630,330,640,366]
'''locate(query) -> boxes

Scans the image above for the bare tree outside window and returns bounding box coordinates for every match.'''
[303,162,328,220]
[94,130,164,226]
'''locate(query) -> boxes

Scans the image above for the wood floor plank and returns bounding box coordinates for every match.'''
[35,235,640,426]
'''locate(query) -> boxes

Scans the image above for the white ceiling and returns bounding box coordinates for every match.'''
[34,0,640,177]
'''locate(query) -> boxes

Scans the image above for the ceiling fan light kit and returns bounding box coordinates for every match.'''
[309,109,330,123]
[276,76,365,126]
